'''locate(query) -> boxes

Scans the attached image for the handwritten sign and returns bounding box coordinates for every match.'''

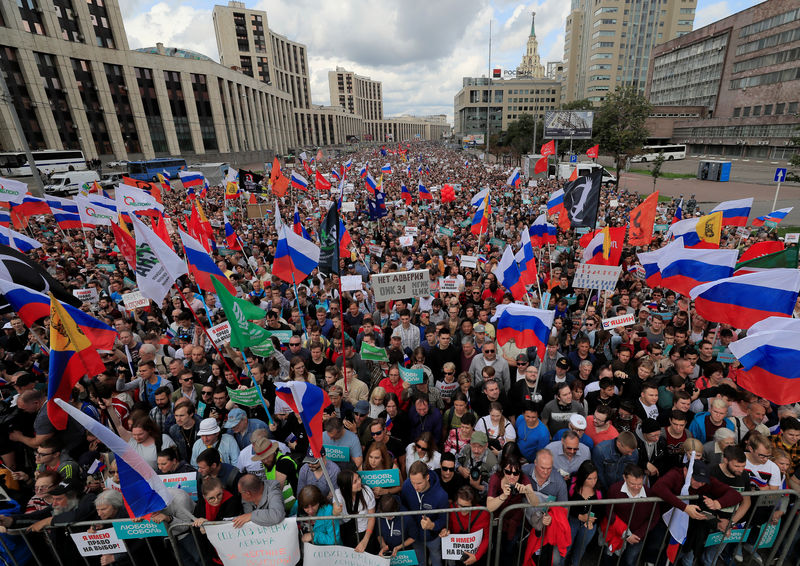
[460,255,478,269]
[304,544,389,566]
[160,471,198,500]
[399,365,424,385]
[204,520,301,566]
[227,387,263,408]
[73,288,99,304]
[341,201,356,213]
[601,313,636,330]
[209,321,231,347]
[573,264,621,292]
[785,233,799,244]
[322,444,350,463]
[439,277,460,293]
[113,520,168,539]
[341,275,363,292]
[399,236,414,247]
[404,226,419,237]
[358,468,401,488]
[71,528,125,557]
[371,269,431,302]
[441,530,484,560]
[122,291,149,310]
[368,244,383,257]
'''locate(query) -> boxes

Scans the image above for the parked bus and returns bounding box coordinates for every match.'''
[630,144,687,163]
[126,158,187,182]
[0,150,86,176]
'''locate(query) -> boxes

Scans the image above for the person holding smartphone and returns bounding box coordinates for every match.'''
[566,461,603,566]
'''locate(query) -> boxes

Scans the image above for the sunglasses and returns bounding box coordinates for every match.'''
[441,466,455,472]
[415,443,428,451]
[371,430,384,436]
[484,349,496,354]
[503,468,520,476]
[444,371,455,375]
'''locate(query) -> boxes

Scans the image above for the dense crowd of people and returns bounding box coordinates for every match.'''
[0,141,796,566]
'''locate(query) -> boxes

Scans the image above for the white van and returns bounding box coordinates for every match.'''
[550,162,617,185]
[44,170,100,196]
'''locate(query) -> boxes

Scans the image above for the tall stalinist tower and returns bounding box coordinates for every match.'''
[517,11,545,78]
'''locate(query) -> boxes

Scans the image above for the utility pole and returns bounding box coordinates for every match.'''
[0,66,44,196]
[486,19,492,160]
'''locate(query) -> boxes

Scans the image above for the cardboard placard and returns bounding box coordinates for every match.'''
[573,264,621,292]
[399,236,414,247]
[460,255,478,269]
[439,277,460,293]
[73,287,99,304]
[440,531,484,561]
[71,528,125,556]
[601,313,637,330]
[160,471,198,500]
[357,468,401,488]
[341,201,356,213]
[209,321,231,346]
[404,226,419,236]
[304,544,389,566]
[204,520,301,566]
[370,269,431,302]
[322,444,350,463]
[341,275,363,292]
[227,386,263,407]
[368,244,383,257]
[784,233,799,244]
[122,291,150,310]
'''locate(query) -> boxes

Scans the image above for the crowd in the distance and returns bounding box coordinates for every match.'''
[0,142,797,566]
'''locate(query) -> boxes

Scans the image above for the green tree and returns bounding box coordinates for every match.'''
[787,128,800,182]
[562,99,594,110]
[492,114,537,165]
[593,86,652,185]
[651,151,665,193]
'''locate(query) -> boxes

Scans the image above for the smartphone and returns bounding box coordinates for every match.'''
[589,512,596,518]
[286,433,297,443]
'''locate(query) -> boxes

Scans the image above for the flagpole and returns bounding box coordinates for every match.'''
[236,234,260,278]
[336,273,348,395]
[290,271,309,343]
[239,346,274,426]
[174,284,242,385]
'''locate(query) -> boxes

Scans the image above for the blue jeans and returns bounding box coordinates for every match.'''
[414,535,442,566]
[567,516,596,566]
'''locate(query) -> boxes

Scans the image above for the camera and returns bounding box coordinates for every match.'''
[469,465,482,482]
[509,484,519,496]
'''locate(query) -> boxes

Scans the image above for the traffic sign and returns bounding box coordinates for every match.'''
[569,154,578,163]
[775,168,787,182]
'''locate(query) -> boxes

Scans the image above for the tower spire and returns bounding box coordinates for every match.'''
[517,10,545,78]
[531,11,536,37]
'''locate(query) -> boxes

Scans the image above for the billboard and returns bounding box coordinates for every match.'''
[544,110,594,139]
[462,134,485,145]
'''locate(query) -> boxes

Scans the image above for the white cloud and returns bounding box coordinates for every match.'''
[120,0,574,123]
[693,1,731,30]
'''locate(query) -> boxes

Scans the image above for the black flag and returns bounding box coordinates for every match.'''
[238,170,265,194]
[0,245,83,313]
[563,169,602,228]
[318,202,340,275]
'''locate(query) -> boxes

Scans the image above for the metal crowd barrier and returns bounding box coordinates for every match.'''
[0,490,798,566]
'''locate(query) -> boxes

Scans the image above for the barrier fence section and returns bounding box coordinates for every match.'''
[0,490,798,566]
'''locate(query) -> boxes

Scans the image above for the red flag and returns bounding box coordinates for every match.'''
[111,218,136,269]
[568,167,578,181]
[270,157,289,197]
[739,240,785,263]
[541,140,555,157]
[587,226,626,265]
[188,205,209,252]
[441,184,455,203]
[153,213,172,248]
[558,210,571,233]
[586,145,599,159]
[534,156,548,174]
[302,160,313,177]
[579,229,600,249]
[628,192,659,246]
[248,193,257,205]
[315,170,331,191]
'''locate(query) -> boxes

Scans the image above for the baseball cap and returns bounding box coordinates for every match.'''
[303,447,326,464]
[692,461,711,484]
[569,414,587,430]
[474,324,486,333]
[556,358,570,370]
[49,480,81,496]
[223,408,246,429]
[516,353,529,363]
[470,431,488,446]
[641,418,661,435]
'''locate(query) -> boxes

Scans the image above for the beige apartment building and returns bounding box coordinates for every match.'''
[562,0,697,105]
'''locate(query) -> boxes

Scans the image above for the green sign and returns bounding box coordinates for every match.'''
[360,342,389,362]
[113,520,168,539]
[265,329,293,343]
[227,387,262,407]
[576,227,591,235]
[323,444,350,463]
[357,468,401,488]
[97,264,116,272]
[704,521,780,549]
[503,191,514,197]
[459,220,471,228]
[716,348,736,363]
[438,227,454,237]
[489,237,505,248]
[250,339,276,357]
[541,292,552,309]
[765,219,778,228]
[399,365,424,385]
[653,224,669,233]
[391,551,419,566]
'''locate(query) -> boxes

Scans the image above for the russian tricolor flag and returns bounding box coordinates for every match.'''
[293,205,311,240]
[273,202,319,283]
[689,269,800,329]
[359,164,368,179]
[471,188,490,208]
[491,303,554,361]
[666,212,721,249]
[711,198,752,227]
[52,208,83,230]
[728,325,800,404]
[530,213,557,246]
[636,248,663,288]
[582,230,606,264]
[515,228,538,286]
[331,168,341,181]
[344,158,353,171]
[381,163,392,174]
[0,226,41,251]
[493,245,527,300]
[178,171,204,188]
[506,167,521,188]
[547,189,564,214]
[401,184,412,205]
[179,229,236,295]
[275,381,331,457]
[470,193,490,235]
[0,210,9,227]
[752,207,792,227]
[290,171,309,191]
[657,243,738,297]
[365,173,378,196]
[45,196,78,214]
[418,182,433,200]
[671,198,683,224]
[223,212,241,250]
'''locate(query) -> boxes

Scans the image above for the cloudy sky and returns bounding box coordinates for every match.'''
[119,0,753,123]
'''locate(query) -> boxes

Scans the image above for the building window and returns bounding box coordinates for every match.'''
[742,107,750,117]
[103,62,140,153]
[135,66,168,153]
[190,73,217,151]
[789,102,799,114]
[71,58,112,155]
[18,0,45,35]
[0,46,45,148]
[752,105,761,116]
[86,0,116,48]
[776,103,785,115]
[764,104,773,116]
[733,107,741,117]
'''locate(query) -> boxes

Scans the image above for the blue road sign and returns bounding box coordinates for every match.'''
[569,154,577,163]
[775,168,787,182]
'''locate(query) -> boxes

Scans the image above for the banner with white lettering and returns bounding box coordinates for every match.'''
[203,520,300,566]
[370,269,431,302]
[304,543,389,566]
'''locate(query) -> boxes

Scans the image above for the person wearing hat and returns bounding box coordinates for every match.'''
[297,447,340,501]
[635,418,665,481]
[546,429,590,480]
[190,417,240,466]
[224,408,268,450]
[455,431,497,499]
[250,436,298,514]
[345,400,373,446]
[553,413,594,449]
[649,459,743,565]
[540,357,576,404]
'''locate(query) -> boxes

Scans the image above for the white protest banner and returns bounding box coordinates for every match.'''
[122,291,150,310]
[71,528,125,557]
[160,471,198,500]
[341,275,363,292]
[601,313,637,330]
[785,233,799,244]
[399,236,414,247]
[342,201,356,212]
[304,543,389,566]
[208,321,231,347]
[319,199,332,210]
[73,287,99,304]
[439,277,460,293]
[441,531,484,561]
[204,520,300,566]
[371,269,431,302]
[735,227,751,239]
[368,244,383,257]
[460,255,478,269]
[404,226,419,237]
[573,264,621,292]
